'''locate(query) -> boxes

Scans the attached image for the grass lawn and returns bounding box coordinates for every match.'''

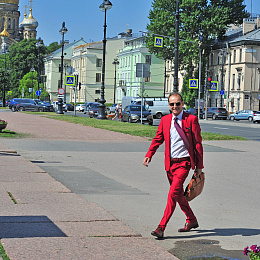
[45,114,247,141]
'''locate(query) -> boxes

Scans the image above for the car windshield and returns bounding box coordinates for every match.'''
[91,104,99,109]
[130,106,146,111]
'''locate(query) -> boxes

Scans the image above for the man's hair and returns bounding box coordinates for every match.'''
[168,92,183,102]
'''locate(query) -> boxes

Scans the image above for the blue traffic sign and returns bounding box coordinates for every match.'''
[65,76,75,86]
[189,79,198,89]
[36,88,41,96]
[220,90,224,95]
[154,37,163,48]
[209,81,218,91]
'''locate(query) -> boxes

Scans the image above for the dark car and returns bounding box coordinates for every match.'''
[16,99,41,112]
[186,108,204,119]
[34,100,54,112]
[9,98,25,111]
[84,102,96,114]
[88,102,101,118]
[66,103,74,111]
[203,107,228,120]
[121,105,151,123]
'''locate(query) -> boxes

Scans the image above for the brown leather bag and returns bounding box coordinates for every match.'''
[184,171,205,201]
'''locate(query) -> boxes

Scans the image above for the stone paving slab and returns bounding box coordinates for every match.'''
[0,172,58,182]
[0,202,118,222]
[2,237,178,260]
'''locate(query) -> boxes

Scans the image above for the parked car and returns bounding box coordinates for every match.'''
[52,101,67,112]
[253,111,260,123]
[186,108,204,119]
[0,100,2,107]
[9,98,25,111]
[108,103,117,113]
[88,103,101,118]
[34,100,54,112]
[66,103,74,111]
[121,105,151,123]
[16,99,41,112]
[76,104,85,112]
[229,110,255,121]
[203,107,228,120]
[84,102,96,114]
[132,98,170,119]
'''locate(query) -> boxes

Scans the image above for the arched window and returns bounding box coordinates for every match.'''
[8,18,11,29]
[2,18,5,30]
[13,19,15,29]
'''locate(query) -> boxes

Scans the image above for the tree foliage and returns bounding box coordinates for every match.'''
[146,0,249,106]
[46,42,61,54]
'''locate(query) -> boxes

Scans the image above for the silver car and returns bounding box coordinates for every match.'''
[253,111,260,123]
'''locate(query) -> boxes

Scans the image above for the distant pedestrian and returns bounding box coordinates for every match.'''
[112,103,120,120]
[143,92,204,238]
[145,101,149,111]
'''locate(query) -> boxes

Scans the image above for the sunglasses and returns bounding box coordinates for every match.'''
[169,102,181,107]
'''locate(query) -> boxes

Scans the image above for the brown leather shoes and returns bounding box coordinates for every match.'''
[178,221,199,232]
[151,226,164,238]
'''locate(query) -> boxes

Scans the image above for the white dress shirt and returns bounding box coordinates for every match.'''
[170,110,190,158]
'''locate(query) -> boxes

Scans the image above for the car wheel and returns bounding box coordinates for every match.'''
[248,116,253,122]
[11,106,16,112]
[212,114,216,120]
[19,107,25,111]
[230,116,235,121]
[128,117,132,123]
[39,108,44,112]
[253,121,256,124]
[156,112,163,119]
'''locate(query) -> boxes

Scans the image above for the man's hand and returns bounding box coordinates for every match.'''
[195,168,203,174]
[143,157,151,167]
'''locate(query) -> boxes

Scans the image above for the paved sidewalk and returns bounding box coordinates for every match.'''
[0,111,178,260]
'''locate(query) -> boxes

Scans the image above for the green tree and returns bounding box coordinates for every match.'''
[18,71,48,99]
[146,0,249,106]
[7,38,47,95]
[46,42,61,54]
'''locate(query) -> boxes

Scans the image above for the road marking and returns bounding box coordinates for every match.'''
[214,127,229,130]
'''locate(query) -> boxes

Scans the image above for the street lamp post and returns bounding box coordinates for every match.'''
[36,37,43,100]
[57,22,68,114]
[173,0,180,92]
[97,0,112,120]
[112,58,119,104]
[30,67,35,99]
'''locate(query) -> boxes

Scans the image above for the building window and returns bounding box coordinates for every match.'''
[2,18,4,30]
[8,18,11,29]
[146,55,151,65]
[237,73,241,90]
[233,49,236,63]
[96,59,102,67]
[145,72,151,82]
[232,74,235,90]
[239,49,242,63]
[13,19,15,29]
[96,73,101,82]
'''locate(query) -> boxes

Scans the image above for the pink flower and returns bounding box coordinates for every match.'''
[244,246,249,256]
[250,245,260,253]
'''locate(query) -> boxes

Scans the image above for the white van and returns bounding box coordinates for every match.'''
[132,97,170,119]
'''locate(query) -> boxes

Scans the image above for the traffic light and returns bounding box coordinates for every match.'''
[79,82,81,91]
[206,77,211,89]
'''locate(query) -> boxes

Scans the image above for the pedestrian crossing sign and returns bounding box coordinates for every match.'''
[209,81,218,91]
[189,79,198,89]
[154,37,163,47]
[65,76,75,86]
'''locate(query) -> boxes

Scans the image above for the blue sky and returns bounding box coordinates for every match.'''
[18,0,260,46]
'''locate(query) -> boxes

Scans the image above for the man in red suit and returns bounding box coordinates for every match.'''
[143,92,204,238]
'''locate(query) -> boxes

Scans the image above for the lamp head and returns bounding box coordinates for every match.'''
[99,0,112,11]
[59,22,68,35]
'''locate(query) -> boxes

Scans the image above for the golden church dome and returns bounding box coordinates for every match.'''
[0,0,19,4]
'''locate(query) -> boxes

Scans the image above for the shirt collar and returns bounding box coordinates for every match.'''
[172,110,183,122]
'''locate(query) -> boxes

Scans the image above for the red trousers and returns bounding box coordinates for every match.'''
[159,160,197,230]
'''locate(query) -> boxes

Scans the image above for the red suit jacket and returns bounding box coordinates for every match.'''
[145,111,204,171]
